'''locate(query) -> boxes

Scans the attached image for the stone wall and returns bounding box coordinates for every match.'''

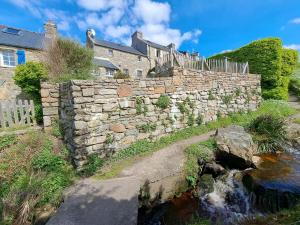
[41,68,261,167]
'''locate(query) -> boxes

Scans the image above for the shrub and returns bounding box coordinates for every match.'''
[14,62,48,102]
[196,114,203,126]
[222,94,233,105]
[210,38,299,100]
[46,38,93,82]
[113,70,130,79]
[208,90,215,100]
[156,95,171,109]
[136,97,143,115]
[14,62,48,123]
[248,115,287,153]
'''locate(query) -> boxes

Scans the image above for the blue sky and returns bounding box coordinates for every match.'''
[1,0,300,57]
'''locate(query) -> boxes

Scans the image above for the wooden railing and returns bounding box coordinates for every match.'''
[155,52,249,74]
[0,100,36,128]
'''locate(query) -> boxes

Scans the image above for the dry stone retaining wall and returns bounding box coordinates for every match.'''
[41,68,261,167]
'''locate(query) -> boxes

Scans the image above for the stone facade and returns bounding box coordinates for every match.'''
[41,68,261,168]
[93,45,150,78]
[0,47,45,100]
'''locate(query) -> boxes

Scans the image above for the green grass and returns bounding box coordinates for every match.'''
[94,100,296,180]
[185,215,212,225]
[0,131,76,225]
[185,139,216,187]
[0,135,17,150]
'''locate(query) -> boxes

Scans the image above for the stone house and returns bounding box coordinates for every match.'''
[87,30,176,78]
[0,21,57,100]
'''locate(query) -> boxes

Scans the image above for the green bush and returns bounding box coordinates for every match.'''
[46,38,93,82]
[156,95,171,109]
[113,70,130,79]
[14,62,48,123]
[248,115,287,153]
[14,62,48,102]
[210,38,299,100]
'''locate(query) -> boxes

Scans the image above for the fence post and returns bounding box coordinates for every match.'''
[225,57,228,72]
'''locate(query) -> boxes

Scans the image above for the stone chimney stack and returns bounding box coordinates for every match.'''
[44,20,57,40]
[168,43,176,51]
[132,31,143,40]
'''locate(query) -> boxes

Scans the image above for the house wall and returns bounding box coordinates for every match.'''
[93,45,150,78]
[147,45,170,69]
[0,45,45,100]
[41,68,261,168]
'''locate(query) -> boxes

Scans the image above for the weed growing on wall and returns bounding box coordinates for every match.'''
[156,95,171,109]
[208,90,215,100]
[138,123,157,133]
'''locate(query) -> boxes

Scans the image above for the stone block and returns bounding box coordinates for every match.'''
[74,121,87,130]
[82,88,94,97]
[103,103,118,112]
[110,123,126,133]
[117,85,133,97]
[43,107,58,116]
[40,89,49,98]
[154,86,165,94]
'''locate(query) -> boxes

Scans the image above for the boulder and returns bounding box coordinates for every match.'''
[201,162,226,178]
[215,125,257,169]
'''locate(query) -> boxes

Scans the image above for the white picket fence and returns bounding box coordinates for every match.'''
[0,100,36,128]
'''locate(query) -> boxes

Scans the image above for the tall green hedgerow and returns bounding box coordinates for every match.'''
[209,38,299,100]
[14,62,48,123]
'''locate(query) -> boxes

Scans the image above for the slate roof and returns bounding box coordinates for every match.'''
[143,39,170,51]
[93,58,119,70]
[0,25,46,50]
[94,39,146,57]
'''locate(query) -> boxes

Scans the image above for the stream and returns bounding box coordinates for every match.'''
[138,148,300,225]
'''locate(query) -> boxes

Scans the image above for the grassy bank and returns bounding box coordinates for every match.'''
[95,100,296,180]
[0,132,76,225]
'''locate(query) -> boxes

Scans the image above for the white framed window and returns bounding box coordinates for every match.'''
[108,49,113,57]
[0,49,16,67]
[106,68,115,77]
[92,67,101,76]
[136,69,143,77]
[138,56,142,62]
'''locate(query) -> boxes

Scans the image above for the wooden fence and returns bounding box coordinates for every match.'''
[155,52,249,74]
[0,100,36,128]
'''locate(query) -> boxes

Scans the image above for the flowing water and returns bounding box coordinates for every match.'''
[138,149,300,225]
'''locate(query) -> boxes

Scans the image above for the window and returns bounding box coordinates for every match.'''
[136,69,143,77]
[106,68,115,77]
[123,69,129,75]
[156,49,161,58]
[2,27,21,35]
[108,49,113,57]
[138,56,142,62]
[0,49,16,67]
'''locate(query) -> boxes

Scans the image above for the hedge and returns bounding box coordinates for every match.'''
[209,38,299,100]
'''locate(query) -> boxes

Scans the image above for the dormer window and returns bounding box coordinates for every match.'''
[108,49,113,57]
[2,27,21,35]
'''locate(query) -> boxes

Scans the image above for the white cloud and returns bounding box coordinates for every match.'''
[9,0,203,48]
[76,0,129,11]
[290,18,300,24]
[284,44,300,50]
[133,0,171,24]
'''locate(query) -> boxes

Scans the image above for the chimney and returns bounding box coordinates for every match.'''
[132,31,143,40]
[44,20,57,40]
[168,43,176,51]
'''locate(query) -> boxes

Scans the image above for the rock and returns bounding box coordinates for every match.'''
[252,155,262,167]
[110,123,126,133]
[215,125,257,169]
[117,85,132,97]
[202,162,226,178]
[198,174,214,197]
